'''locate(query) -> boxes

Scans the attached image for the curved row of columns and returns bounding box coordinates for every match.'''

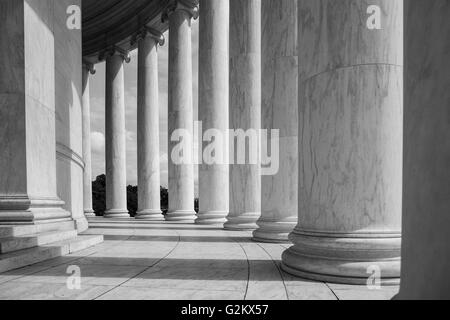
[0,0,448,297]
[81,0,403,285]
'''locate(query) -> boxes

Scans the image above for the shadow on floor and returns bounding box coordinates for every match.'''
[89,225,228,232]
[2,257,314,283]
[98,235,255,243]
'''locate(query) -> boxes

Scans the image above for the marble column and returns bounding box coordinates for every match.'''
[224,0,262,230]
[82,62,96,217]
[253,0,298,242]
[397,0,450,300]
[0,0,70,224]
[165,1,199,222]
[282,0,403,284]
[135,29,165,221]
[196,0,229,225]
[104,49,130,218]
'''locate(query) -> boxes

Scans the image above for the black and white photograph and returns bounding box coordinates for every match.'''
[0,0,449,306]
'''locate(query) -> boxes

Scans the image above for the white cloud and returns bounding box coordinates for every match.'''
[91,131,105,153]
[126,130,136,142]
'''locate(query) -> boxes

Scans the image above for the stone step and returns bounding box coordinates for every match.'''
[0,221,76,239]
[0,230,78,254]
[0,235,104,274]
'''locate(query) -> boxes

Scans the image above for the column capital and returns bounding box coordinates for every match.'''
[131,27,165,47]
[99,46,131,63]
[162,0,199,23]
[82,60,96,75]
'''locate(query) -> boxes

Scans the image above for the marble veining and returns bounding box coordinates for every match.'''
[255,0,298,242]
[226,0,262,231]
[197,0,230,225]
[166,7,196,221]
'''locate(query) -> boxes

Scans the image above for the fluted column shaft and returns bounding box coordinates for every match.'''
[196,0,229,225]
[282,0,403,284]
[82,64,95,217]
[105,54,129,218]
[166,4,197,222]
[253,0,298,242]
[225,0,262,230]
[136,35,164,221]
[398,0,450,299]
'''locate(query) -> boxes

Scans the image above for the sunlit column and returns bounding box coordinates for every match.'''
[103,48,130,218]
[196,0,230,225]
[225,0,262,230]
[0,0,70,224]
[165,1,199,222]
[282,0,403,284]
[253,0,298,242]
[135,29,165,221]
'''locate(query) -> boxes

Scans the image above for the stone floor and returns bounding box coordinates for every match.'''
[0,218,399,300]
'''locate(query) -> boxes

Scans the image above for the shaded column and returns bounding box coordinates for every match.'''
[196,0,229,225]
[397,0,450,300]
[0,0,70,224]
[282,0,403,284]
[253,0,298,242]
[82,62,96,217]
[165,1,199,222]
[54,0,86,232]
[224,0,262,230]
[104,49,130,218]
[135,29,165,221]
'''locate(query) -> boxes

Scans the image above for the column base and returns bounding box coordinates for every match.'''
[252,218,297,243]
[165,210,197,222]
[281,228,401,285]
[0,196,72,225]
[84,209,96,217]
[195,211,228,225]
[135,210,165,221]
[224,212,260,231]
[74,217,89,233]
[104,209,130,219]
